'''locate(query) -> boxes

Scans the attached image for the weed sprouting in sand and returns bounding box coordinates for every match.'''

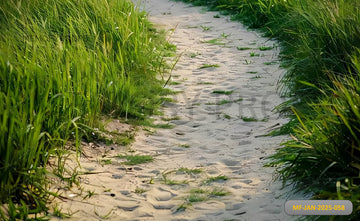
[135,187,147,194]
[241,116,258,122]
[237,46,252,50]
[161,116,181,121]
[212,90,233,95]
[203,175,229,184]
[200,64,220,69]
[201,38,226,45]
[200,25,212,31]
[178,167,203,175]
[258,46,273,51]
[178,144,190,148]
[117,154,154,165]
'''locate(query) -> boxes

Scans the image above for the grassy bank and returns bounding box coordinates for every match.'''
[0,0,172,219]
[176,0,360,219]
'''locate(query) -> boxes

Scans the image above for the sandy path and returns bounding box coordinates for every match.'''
[50,1,301,220]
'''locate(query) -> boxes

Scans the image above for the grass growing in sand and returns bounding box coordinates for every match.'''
[258,46,274,51]
[241,116,258,122]
[162,171,189,186]
[237,46,252,51]
[178,167,203,175]
[117,155,154,165]
[176,187,229,212]
[200,25,212,31]
[178,144,191,148]
[200,64,220,69]
[161,116,181,121]
[201,38,226,45]
[203,175,229,184]
[212,90,233,95]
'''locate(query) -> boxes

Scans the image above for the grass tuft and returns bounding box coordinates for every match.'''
[200,64,220,69]
[212,90,233,95]
[117,154,154,165]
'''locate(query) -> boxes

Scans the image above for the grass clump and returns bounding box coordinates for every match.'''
[201,38,226,45]
[178,167,203,175]
[117,154,154,165]
[212,90,233,95]
[241,116,258,122]
[200,64,220,69]
[258,46,273,51]
[203,175,229,184]
[161,116,181,121]
[178,144,190,148]
[237,46,252,50]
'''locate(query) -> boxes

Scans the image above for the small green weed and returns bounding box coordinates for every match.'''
[237,46,252,50]
[221,32,230,38]
[224,114,231,119]
[170,81,181,85]
[203,175,229,184]
[212,90,233,95]
[161,116,181,121]
[190,52,201,58]
[259,46,273,51]
[117,154,153,165]
[200,25,212,31]
[201,39,226,45]
[178,167,203,174]
[135,187,147,194]
[200,64,220,69]
[241,116,258,122]
[264,61,278,65]
[187,193,207,202]
[178,144,190,148]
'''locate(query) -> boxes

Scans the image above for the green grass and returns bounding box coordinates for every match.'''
[223,114,231,119]
[190,52,201,58]
[258,46,273,51]
[263,61,278,65]
[135,187,147,194]
[178,144,190,148]
[161,116,181,121]
[117,154,154,165]
[201,38,226,45]
[200,64,220,69]
[250,52,260,57]
[212,90,233,95]
[0,0,173,218]
[203,175,229,184]
[237,46,252,50]
[170,81,181,85]
[200,25,212,31]
[178,167,203,175]
[241,116,258,122]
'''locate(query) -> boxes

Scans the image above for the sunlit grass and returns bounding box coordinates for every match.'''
[0,0,171,217]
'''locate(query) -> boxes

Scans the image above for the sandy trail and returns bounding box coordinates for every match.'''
[50,1,301,220]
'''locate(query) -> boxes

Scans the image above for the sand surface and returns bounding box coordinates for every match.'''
[49,1,303,220]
